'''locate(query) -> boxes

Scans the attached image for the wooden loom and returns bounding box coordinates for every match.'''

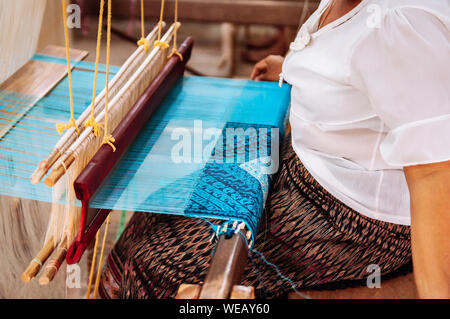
[67,38,256,299]
[0,0,264,299]
[2,0,171,291]
[3,1,418,301]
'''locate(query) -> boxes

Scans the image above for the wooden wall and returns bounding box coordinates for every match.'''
[37,0,67,52]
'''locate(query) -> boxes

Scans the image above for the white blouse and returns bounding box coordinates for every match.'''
[282,0,450,225]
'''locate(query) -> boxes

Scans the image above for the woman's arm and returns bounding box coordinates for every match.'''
[404,160,450,298]
[251,55,284,82]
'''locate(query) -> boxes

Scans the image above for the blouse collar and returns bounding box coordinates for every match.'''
[290,0,369,52]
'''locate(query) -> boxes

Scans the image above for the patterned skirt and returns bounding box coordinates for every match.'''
[99,137,412,299]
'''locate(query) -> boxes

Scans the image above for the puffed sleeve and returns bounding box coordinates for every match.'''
[351,4,450,166]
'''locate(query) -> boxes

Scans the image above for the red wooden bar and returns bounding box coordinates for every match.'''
[66,37,194,264]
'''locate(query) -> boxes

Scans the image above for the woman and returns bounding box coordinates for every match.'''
[101,0,450,298]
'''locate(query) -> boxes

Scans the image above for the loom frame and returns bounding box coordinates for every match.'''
[67,37,194,265]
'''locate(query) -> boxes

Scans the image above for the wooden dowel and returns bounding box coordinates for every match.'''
[199,231,249,299]
[22,236,55,283]
[44,155,75,187]
[38,237,68,286]
[31,149,60,185]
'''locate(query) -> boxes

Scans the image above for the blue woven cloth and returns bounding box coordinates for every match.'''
[0,56,119,201]
[0,56,291,238]
[90,77,291,237]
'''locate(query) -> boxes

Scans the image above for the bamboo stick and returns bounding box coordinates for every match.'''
[30,149,61,185]
[21,236,55,283]
[38,237,68,285]
[44,154,75,187]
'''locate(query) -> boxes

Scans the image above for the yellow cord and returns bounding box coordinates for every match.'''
[137,0,149,52]
[56,117,78,135]
[102,0,116,152]
[154,0,169,49]
[167,0,183,60]
[93,214,111,299]
[85,0,105,137]
[58,0,80,135]
[86,231,100,299]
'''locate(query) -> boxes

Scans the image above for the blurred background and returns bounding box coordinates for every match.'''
[40,0,319,78]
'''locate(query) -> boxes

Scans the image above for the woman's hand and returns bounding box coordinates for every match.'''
[250,55,284,82]
[404,160,450,298]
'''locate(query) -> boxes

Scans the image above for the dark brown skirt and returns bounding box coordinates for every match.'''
[99,136,412,299]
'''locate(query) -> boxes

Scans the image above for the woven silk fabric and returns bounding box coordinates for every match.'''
[90,77,291,236]
[0,56,291,237]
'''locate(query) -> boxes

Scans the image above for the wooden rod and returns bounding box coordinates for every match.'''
[31,149,60,185]
[38,237,68,285]
[22,236,55,283]
[44,154,75,187]
[199,231,249,299]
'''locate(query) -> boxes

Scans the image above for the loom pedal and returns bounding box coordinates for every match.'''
[176,231,255,299]
[176,284,201,299]
[176,284,255,299]
[230,285,255,299]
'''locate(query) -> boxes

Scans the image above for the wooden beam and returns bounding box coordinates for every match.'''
[199,231,249,299]
[230,285,255,299]
[176,284,202,299]
[86,0,319,27]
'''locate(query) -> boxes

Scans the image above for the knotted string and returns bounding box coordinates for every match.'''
[137,0,150,51]
[58,0,80,136]
[56,117,78,135]
[85,0,105,137]
[102,0,116,152]
[154,0,169,49]
[167,0,183,60]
